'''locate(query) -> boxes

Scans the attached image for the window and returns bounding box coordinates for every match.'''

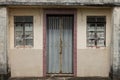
[87,16,106,47]
[14,16,33,47]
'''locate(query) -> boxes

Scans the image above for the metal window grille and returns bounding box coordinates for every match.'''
[87,16,106,47]
[14,16,33,47]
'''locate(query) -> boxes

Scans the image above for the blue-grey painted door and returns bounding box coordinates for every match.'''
[46,15,73,74]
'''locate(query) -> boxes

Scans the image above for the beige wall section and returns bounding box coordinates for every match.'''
[77,8,112,77]
[8,8,43,77]
[9,49,43,77]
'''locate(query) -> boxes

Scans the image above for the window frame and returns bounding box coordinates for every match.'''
[86,16,106,48]
[14,16,34,48]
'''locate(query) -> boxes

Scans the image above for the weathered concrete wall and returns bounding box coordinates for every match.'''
[0,0,120,5]
[0,0,119,6]
[77,8,112,77]
[112,7,120,79]
[0,7,7,74]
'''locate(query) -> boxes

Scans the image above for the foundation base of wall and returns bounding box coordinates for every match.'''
[0,74,10,80]
[9,77,110,80]
[109,69,120,80]
[112,74,120,80]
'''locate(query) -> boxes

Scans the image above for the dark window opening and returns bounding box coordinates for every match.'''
[14,16,33,47]
[87,16,106,47]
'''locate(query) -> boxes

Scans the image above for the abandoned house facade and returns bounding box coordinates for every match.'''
[0,0,120,79]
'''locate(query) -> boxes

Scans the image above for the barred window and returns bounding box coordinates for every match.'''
[87,16,106,47]
[14,16,33,47]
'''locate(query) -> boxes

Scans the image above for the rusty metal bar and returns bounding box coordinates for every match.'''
[59,17,63,73]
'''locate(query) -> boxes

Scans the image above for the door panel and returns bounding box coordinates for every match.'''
[47,16,60,73]
[46,15,73,74]
[62,16,73,73]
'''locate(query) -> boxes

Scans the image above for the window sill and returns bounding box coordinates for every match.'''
[87,46,106,49]
[15,45,33,48]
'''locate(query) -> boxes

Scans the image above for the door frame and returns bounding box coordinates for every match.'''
[43,9,77,77]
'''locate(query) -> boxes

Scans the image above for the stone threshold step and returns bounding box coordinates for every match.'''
[9,77,110,80]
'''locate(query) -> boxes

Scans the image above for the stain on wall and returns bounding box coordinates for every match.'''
[0,7,7,74]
